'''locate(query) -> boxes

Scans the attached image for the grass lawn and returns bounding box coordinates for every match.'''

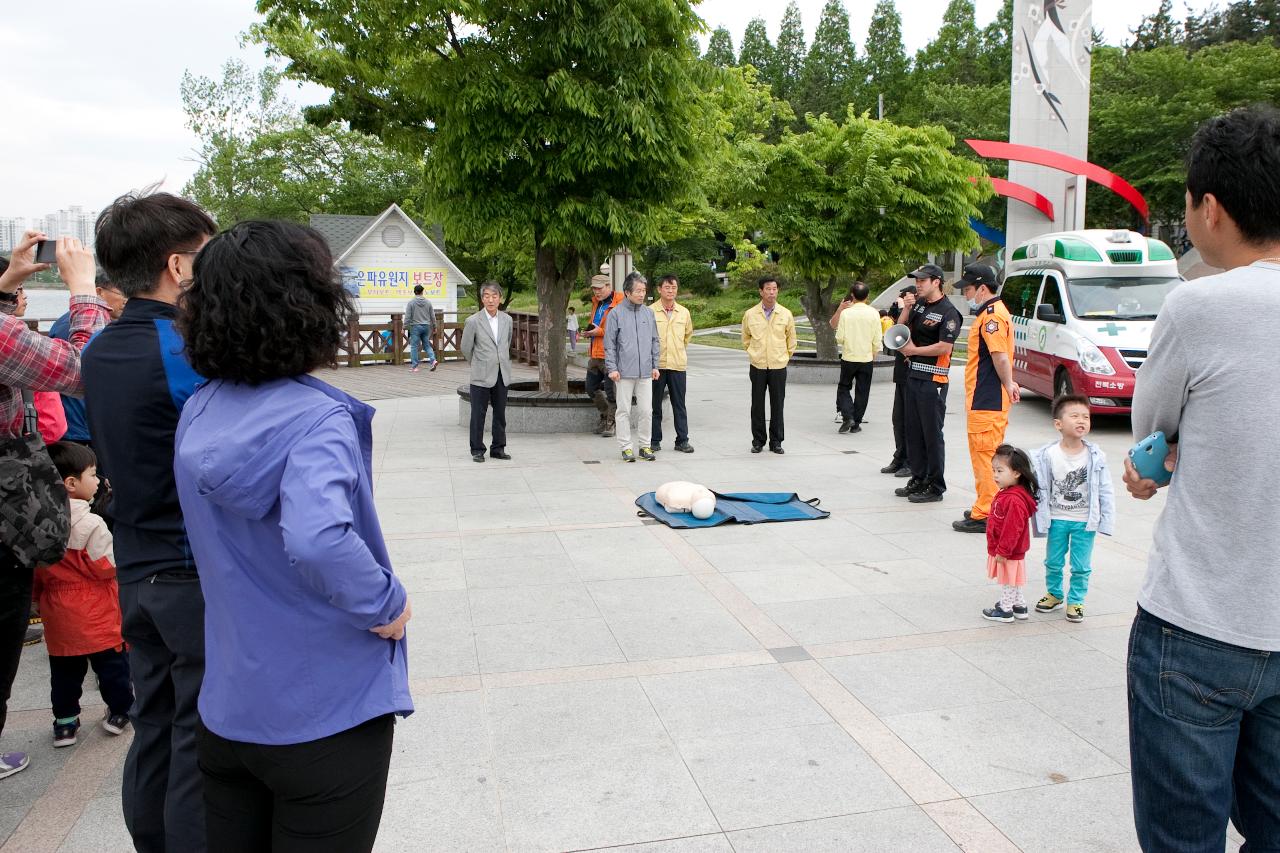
[501,284,809,331]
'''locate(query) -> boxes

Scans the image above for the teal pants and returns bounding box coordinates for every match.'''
[1045,520,1096,605]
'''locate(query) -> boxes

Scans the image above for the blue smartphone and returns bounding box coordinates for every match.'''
[1129,431,1173,487]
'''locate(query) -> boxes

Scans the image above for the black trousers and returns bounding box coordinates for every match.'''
[50,646,133,719]
[890,381,908,467]
[651,369,689,445]
[199,714,395,853]
[120,574,207,853]
[585,358,615,413]
[836,361,874,425]
[904,378,949,491]
[0,549,33,738]
[469,375,508,455]
[749,366,787,448]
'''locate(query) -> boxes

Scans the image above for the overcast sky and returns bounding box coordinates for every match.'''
[1,0,1208,218]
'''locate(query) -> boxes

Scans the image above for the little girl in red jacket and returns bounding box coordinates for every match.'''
[34,443,133,747]
[982,445,1042,624]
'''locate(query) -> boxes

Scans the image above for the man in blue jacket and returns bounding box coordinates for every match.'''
[48,270,126,444]
[82,192,217,853]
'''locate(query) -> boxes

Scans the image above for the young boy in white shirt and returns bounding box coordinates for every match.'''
[1030,395,1115,622]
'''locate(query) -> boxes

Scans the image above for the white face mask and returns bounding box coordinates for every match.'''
[966,297,981,312]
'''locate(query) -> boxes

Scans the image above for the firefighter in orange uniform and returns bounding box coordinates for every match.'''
[953,263,1021,533]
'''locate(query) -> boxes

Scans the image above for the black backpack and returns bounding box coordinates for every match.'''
[0,391,69,569]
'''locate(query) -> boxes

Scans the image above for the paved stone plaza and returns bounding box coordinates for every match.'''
[1,345,1242,852]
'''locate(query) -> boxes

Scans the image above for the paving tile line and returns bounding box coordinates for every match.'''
[2,725,131,853]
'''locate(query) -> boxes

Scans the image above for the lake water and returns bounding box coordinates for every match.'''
[19,289,407,330]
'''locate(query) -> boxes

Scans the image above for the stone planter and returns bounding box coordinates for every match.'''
[456,380,601,433]
[787,352,896,385]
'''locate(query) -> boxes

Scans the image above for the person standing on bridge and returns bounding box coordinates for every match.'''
[953,264,1020,533]
[404,284,437,372]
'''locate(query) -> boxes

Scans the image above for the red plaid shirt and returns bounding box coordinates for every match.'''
[0,295,110,437]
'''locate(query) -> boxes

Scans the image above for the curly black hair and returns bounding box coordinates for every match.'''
[177,221,352,384]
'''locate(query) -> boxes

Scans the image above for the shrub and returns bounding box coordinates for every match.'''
[652,260,720,297]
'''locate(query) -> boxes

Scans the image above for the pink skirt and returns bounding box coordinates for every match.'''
[987,555,1026,586]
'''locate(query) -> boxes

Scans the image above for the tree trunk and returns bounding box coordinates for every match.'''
[803,276,840,360]
[534,241,580,392]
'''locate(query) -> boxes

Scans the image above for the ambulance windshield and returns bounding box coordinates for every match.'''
[1067,276,1184,321]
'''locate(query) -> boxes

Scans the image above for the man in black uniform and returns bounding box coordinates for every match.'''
[880,286,915,478]
[894,263,963,504]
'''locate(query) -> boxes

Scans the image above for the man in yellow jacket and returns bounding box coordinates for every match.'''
[741,277,797,454]
[650,274,695,453]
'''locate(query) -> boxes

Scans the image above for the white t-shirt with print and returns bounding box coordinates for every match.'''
[1047,443,1090,522]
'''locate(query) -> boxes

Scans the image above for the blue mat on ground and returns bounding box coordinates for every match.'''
[635,491,830,529]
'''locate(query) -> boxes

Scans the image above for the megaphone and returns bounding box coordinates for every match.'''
[884,324,911,351]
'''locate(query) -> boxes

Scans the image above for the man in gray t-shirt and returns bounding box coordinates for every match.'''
[1123,105,1280,852]
[404,284,437,371]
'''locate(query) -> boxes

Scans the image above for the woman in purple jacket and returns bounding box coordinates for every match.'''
[173,221,412,852]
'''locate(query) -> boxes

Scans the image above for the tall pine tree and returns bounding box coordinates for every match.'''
[864,0,910,118]
[795,0,859,121]
[912,0,982,88]
[738,17,775,84]
[1129,0,1183,51]
[773,2,807,101]
[977,0,1014,85]
[704,26,736,66]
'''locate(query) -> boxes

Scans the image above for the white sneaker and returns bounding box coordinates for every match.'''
[0,751,29,780]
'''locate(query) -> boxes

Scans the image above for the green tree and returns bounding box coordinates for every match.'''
[1185,0,1280,49]
[911,0,983,93]
[1088,41,1280,226]
[977,0,1014,85]
[863,0,910,118]
[704,26,736,66]
[773,2,807,101]
[794,0,859,121]
[1129,0,1183,51]
[256,0,709,391]
[180,60,424,226]
[758,113,988,358]
[738,17,775,84]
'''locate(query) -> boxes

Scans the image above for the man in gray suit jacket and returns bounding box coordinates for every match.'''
[461,282,513,463]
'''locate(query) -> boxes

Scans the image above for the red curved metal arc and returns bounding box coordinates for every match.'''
[972,176,1055,220]
[965,139,1150,223]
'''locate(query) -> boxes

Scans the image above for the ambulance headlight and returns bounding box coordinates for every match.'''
[1077,339,1115,376]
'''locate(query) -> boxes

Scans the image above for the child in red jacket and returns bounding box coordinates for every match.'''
[982,444,1041,624]
[34,443,133,747]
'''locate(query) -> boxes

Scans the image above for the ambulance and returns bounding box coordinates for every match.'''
[1001,229,1183,414]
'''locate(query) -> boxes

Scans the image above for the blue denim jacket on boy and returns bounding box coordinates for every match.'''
[1030,439,1116,537]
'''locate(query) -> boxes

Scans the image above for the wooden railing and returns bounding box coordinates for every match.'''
[509,312,540,366]
[339,310,538,367]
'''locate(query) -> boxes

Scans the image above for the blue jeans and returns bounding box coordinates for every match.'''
[409,324,435,366]
[1044,519,1095,605]
[1128,607,1280,852]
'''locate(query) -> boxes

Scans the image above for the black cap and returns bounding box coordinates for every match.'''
[907,263,945,280]
[958,263,998,290]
